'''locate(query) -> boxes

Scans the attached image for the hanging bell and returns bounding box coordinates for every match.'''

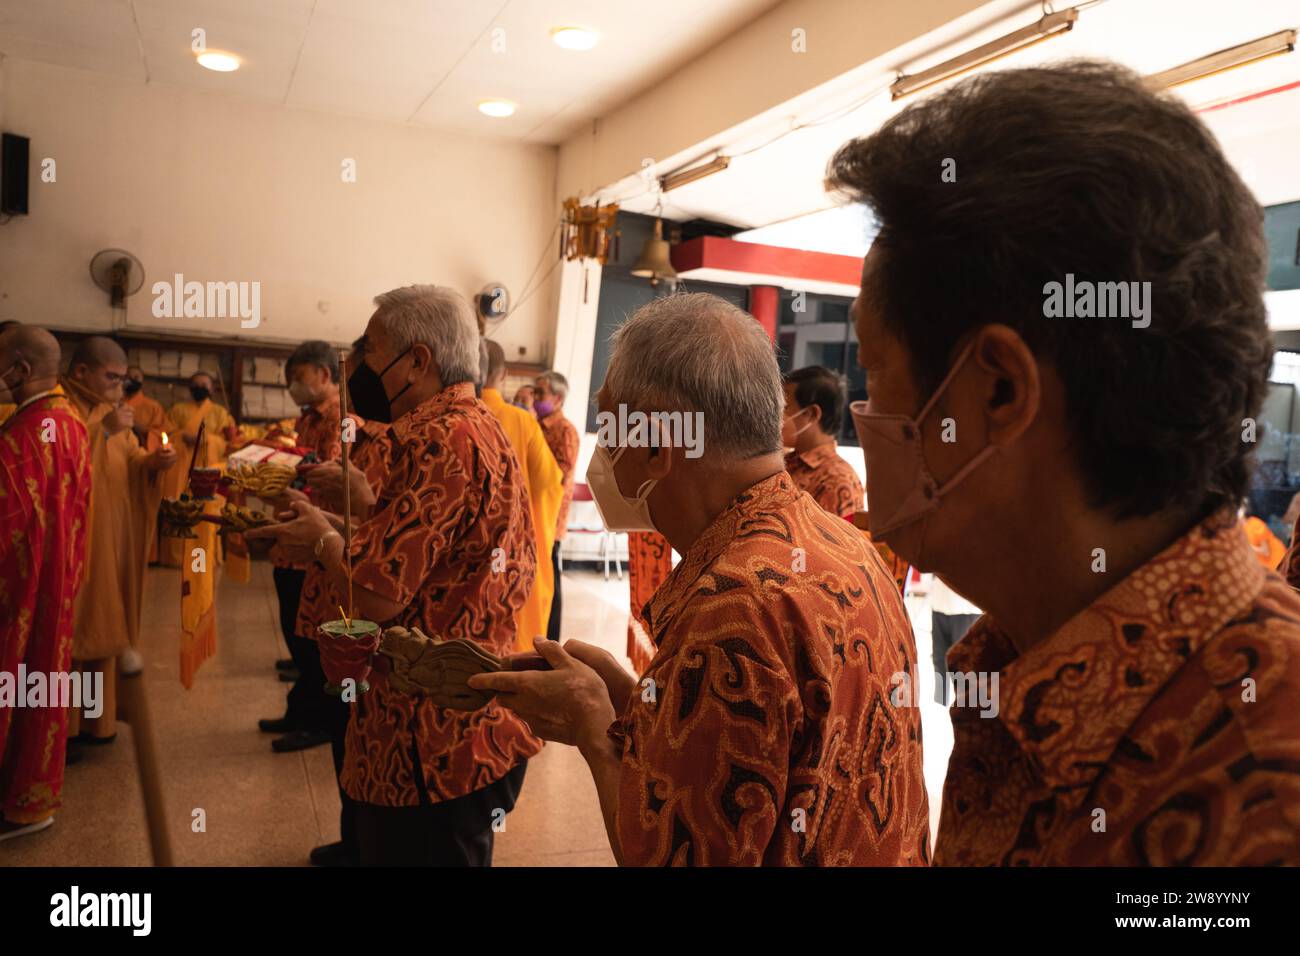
[630,218,678,286]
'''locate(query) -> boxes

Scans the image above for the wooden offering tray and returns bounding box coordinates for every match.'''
[377,626,549,711]
[159,495,206,538]
[212,502,275,534]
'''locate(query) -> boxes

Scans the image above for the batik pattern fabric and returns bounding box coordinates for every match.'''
[294,420,392,640]
[340,383,542,806]
[609,472,931,866]
[273,395,343,573]
[0,389,91,822]
[784,443,864,519]
[934,512,1300,865]
[626,531,672,674]
[539,410,580,540]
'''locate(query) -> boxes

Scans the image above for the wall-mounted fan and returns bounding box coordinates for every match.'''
[89,248,145,308]
[476,282,510,330]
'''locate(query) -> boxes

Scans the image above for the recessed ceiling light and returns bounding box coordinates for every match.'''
[196,50,241,72]
[551,27,599,51]
[478,99,517,118]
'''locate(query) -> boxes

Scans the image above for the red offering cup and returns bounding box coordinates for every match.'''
[317,619,381,695]
[190,466,223,500]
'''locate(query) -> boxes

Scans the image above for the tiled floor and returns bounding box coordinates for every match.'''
[2,560,953,866]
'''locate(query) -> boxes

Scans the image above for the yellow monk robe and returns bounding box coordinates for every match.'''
[158,398,234,567]
[126,391,165,561]
[482,387,564,651]
[180,499,220,688]
[62,378,167,740]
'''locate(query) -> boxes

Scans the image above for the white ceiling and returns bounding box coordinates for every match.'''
[620,0,1300,236]
[0,0,781,143]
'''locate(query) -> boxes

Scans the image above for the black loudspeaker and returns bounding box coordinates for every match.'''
[1,133,30,216]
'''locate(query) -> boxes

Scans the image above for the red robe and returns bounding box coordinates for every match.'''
[0,388,91,823]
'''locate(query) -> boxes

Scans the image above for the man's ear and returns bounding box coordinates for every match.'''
[972,324,1040,448]
[644,440,674,481]
[408,343,434,379]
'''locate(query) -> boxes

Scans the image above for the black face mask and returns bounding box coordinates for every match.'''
[123,379,143,396]
[190,385,211,403]
[347,349,411,424]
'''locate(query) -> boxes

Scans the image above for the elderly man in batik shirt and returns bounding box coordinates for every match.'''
[473,294,930,866]
[249,286,539,866]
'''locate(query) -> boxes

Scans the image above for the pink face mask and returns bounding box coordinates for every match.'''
[849,341,997,539]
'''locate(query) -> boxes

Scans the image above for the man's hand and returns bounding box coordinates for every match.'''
[147,444,178,472]
[562,640,638,715]
[102,403,134,436]
[243,499,334,561]
[306,461,376,515]
[468,638,616,747]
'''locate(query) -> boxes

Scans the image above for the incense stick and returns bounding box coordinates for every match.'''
[339,352,354,621]
[184,421,206,494]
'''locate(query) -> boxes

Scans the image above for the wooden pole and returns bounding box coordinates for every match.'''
[339,352,354,620]
[117,673,175,866]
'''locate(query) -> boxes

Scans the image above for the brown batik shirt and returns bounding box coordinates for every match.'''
[608,471,930,866]
[935,513,1300,865]
[340,383,542,806]
[785,442,864,519]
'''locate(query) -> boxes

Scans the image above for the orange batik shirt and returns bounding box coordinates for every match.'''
[934,512,1300,866]
[295,418,392,640]
[609,472,930,866]
[784,443,864,519]
[340,383,542,806]
[0,389,92,823]
[272,395,342,578]
[539,410,580,541]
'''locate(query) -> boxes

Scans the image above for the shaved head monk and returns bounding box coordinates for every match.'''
[61,336,177,747]
[0,325,92,841]
[471,293,931,866]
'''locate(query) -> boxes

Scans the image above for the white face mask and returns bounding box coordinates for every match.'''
[288,379,319,407]
[586,444,658,533]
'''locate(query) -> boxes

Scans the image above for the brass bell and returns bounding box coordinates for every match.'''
[630,218,678,286]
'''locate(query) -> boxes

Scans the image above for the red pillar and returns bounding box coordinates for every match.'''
[749,285,779,342]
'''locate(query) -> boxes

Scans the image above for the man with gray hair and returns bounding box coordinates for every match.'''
[472,292,930,866]
[249,284,539,865]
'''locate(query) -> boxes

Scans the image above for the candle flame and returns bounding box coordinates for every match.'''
[161,431,170,446]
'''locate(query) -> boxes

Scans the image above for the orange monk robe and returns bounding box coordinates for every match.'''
[158,398,234,567]
[62,378,167,740]
[1244,515,1286,569]
[125,390,166,450]
[0,403,14,426]
[125,391,165,561]
[482,387,563,651]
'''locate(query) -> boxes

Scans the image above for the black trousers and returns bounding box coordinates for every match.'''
[354,761,528,866]
[545,541,563,641]
[274,566,331,731]
[329,692,358,857]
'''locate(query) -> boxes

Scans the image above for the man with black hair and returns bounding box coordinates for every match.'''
[781,365,863,518]
[829,60,1300,864]
[260,340,342,754]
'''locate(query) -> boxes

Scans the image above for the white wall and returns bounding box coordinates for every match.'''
[0,57,560,359]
